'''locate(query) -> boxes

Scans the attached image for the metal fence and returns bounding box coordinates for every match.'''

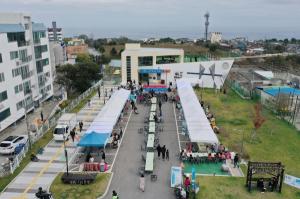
[0,80,102,177]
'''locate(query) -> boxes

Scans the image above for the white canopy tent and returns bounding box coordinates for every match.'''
[86,89,130,134]
[78,89,130,147]
[176,79,219,144]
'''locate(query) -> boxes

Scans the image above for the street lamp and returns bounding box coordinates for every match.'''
[62,133,69,176]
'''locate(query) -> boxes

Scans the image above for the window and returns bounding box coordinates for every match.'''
[7,32,26,47]
[156,55,180,64]
[10,51,18,60]
[46,84,51,91]
[14,84,23,94]
[19,49,28,62]
[23,81,31,95]
[16,100,24,111]
[24,24,29,30]
[0,108,11,122]
[34,45,48,59]
[33,31,46,44]
[0,73,5,82]
[0,91,8,102]
[126,56,131,82]
[0,53,2,63]
[138,56,153,66]
[36,58,49,73]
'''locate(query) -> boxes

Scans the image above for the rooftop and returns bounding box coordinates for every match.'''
[0,24,24,33]
[32,23,46,32]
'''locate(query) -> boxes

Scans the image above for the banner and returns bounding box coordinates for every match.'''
[284,174,300,189]
[171,166,182,188]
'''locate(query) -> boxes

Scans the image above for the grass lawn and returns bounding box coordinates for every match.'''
[196,176,300,199]
[50,173,111,199]
[194,88,300,198]
[0,129,53,192]
[71,89,97,113]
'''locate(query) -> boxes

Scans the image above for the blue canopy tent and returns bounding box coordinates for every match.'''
[77,132,110,147]
[77,89,130,148]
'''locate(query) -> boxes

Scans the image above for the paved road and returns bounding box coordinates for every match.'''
[0,83,116,199]
[0,99,58,165]
[105,100,180,199]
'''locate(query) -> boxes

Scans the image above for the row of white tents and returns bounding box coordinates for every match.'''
[176,79,219,144]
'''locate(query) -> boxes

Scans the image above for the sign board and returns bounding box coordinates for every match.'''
[171,166,182,188]
[139,69,170,74]
[284,174,300,189]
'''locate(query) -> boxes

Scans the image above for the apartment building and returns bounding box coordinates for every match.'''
[0,13,53,131]
[48,21,63,42]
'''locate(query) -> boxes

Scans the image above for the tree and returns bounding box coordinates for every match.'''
[119,49,124,56]
[78,34,89,41]
[56,60,101,95]
[209,44,218,52]
[159,37,175,43]
[98,46,105,54]
[110,47,117,56]
[76,53,92,63]
[251,103,266,141]
[73,62,100,92]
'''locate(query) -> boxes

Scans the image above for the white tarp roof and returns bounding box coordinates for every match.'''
[254,70,274,80]
[176,79,219,144]
[85,88,130,135]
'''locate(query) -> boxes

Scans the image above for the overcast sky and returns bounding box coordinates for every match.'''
[1,0,300,39]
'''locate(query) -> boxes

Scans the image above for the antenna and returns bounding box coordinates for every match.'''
[204,12,210,41]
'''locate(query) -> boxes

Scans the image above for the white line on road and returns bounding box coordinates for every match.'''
[109,110,133,171]
[173,102,181,152]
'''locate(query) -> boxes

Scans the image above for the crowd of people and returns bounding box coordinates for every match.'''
[156,144,170,160]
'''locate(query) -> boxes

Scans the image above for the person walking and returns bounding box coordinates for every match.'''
[97,86,101,99]
[79,121,83,132]
[166,149,169,161]
[102,151,106,161]
[112,190,119,199]
[131,100,135,109]
[234,153,239,168]
[40,111,44,122]
[88,99,91,107]
[70,128,76,142]
[139,174,145,192]
[157,144,161,159]
[119,127,123,138]
[158,100,162,112]
[162,145,166,160]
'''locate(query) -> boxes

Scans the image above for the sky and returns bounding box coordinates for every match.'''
[1,0,300,40]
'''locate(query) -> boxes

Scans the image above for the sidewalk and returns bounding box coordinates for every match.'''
[0,84,115,199]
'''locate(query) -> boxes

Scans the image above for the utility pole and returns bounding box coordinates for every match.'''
[25,111,31,150]
[62,133,69,176]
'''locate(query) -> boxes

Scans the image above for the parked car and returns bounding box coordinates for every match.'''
[0,135,28,155]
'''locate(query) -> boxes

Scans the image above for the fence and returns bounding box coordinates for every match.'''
[0,80,103,177]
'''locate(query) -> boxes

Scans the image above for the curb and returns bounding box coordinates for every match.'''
[98,172,114,199]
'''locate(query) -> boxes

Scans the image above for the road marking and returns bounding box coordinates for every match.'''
[173,102,181,152]
[110,110,133,171]
[14,89,103,199]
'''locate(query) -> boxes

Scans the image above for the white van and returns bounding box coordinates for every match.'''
[54,113,77,141]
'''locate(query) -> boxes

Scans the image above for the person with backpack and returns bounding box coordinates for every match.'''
[112,190,119,199]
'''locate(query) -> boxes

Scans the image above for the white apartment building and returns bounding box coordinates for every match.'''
[0,13,53,131]
[48,21,63,42]
[210,32,222,44]
[121,43,233,88]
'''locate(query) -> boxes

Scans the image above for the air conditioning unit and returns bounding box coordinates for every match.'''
[16,60,20,66]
